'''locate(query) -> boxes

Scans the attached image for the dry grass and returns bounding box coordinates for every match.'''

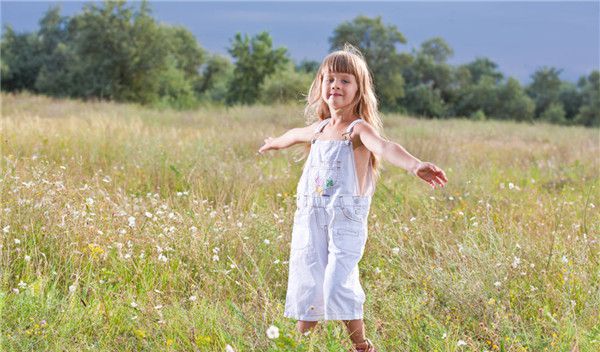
[1,92,599,351]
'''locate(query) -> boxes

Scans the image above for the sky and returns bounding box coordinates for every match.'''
[1,1,598,84]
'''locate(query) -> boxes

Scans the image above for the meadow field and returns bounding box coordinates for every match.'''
[1,93,598,351]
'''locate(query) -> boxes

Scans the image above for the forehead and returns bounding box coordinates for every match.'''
[322,71,355,79]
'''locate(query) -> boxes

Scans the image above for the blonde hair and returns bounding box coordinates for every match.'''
[300,43,384,184]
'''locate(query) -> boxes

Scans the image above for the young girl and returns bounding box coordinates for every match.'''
[258,45,447,351]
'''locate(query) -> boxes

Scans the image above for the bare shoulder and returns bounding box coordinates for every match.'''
[292,121,320,143]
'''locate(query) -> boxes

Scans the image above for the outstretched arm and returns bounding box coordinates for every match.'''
[356,123,448,189]
[258,123,317,154]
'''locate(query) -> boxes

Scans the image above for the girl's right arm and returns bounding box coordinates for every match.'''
[258,123,318,154]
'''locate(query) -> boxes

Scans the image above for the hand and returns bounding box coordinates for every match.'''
[412,161,448,189]
[258,137,276,154]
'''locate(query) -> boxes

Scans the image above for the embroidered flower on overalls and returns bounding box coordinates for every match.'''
[315,175,334,196]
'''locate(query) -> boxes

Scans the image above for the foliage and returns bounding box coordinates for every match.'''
[226,31,288,105]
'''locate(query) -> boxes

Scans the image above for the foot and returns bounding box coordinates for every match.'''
[350,338,376,352]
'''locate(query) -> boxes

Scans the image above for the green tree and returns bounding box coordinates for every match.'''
[0,26,42,91]
[574,71,600,127]
[34,6,73,95]
[494,77,535,122]
[558,82,583,121]
[196,54,233,104]
[329,16,408,110]
[461,57,504,84]
[540,102,567,124]
[226,31,288,105]
[526,67,563,118]
[260,62,313,104]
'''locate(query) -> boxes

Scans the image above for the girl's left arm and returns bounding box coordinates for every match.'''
[356,123,448,189]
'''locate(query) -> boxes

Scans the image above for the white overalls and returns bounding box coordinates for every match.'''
[284,117,374,321]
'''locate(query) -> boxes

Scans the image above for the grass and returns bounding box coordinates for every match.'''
[1,92,599,351]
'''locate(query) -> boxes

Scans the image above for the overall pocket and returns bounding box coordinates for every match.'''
[341,205,366,223]
[290,207,311,250]
[332,205,367,254]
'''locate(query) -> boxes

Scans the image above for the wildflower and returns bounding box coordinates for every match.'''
[374,267,382,274]
[18,281,27,289]
[494,281,501,288]
[145,212,153,218]
[442,333,447,339]
[12,288,19,294]
[128,216,136,228]
[409,217,416,222]
[392,247,400,255]
[561,255,568,264]
[24,255,31,262]
[130,301,138,308]
[189,295,197,302]
[212,254,220,262]
[508,182,515,190]
[266,325,279,339]
[14,238,21,244]
[264,239,270,245]
[86,197,94,206]
[225,344,236,352]
[69,284,76,293]
[158,253,168,263]
[457,339,467,347]
[3,225,10,233]
[511,256,521,268]
[154,305,163,310]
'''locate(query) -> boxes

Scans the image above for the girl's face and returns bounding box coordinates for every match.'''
[321,71,358,110]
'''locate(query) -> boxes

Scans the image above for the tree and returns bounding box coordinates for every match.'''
[260,62,313,104]
[34,6,73,95]
[461,57,504,84]
[226,31,288,105]
[574,71,600,127]
[419,37,453,64]
[494,77,535,122]
[0,26,42,91]
[527,67,563,118]
[329,16,408,110]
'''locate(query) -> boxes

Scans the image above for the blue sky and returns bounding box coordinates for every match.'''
[1,1,598,84]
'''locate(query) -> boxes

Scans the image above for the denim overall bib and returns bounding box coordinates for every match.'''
[284,117,374,321]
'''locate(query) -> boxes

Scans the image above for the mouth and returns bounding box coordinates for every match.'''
[328,93,343,98]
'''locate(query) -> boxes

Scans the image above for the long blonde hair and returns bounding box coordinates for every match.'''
[301,43,384,183]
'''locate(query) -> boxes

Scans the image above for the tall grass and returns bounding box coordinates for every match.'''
[1,92,598,351]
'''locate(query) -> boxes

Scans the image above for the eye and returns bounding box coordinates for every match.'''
[342,79,349,84]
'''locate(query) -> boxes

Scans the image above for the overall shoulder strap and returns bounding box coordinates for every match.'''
[313,118,331,134]
[342,118,364,140]
[345,118,364,134]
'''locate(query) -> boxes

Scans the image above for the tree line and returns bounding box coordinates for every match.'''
[1,1,598,126]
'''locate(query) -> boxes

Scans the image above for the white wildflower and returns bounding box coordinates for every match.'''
[189,295,197,302]
[392,247,400,255]
[266,325,279,339]
[225,345,236,352]
[130,301,138,308]
[494,281,501,288]
[457,339,467,347]
[69,284,76,293]
[128,216,136,228]
[512,256,521,268]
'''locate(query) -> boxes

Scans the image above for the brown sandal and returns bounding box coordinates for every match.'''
[349,338,376,352]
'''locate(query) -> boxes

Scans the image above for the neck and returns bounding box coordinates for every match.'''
[328,106,356,124]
